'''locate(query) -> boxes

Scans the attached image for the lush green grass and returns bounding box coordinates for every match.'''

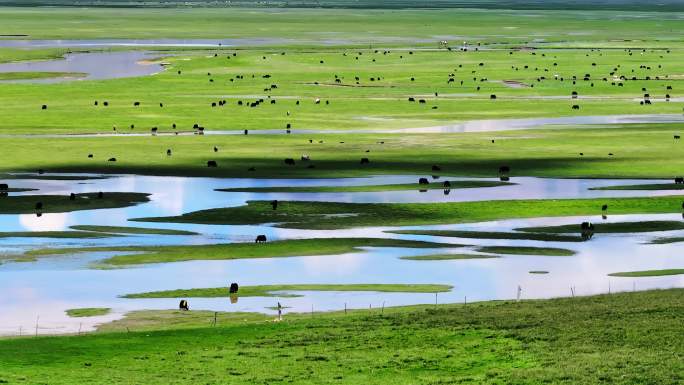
[0,71,85,81]
[0,290,681,384]
[608,269,684,277]
[1,9,684,137]
[0,231,117,239]
[1,6,682,42]
[519,220,684,234]
[592,183,684,191]
[0,173,108,180]
[70,225,197,235]
[475,246,575,256]
[1,123,684,179]
[400,253,498,260]
[65,308,111,318]
[388,229,583,242]
[21,238,457,267]
[123,284,454,299]
[0,192,149,214]
[219,180,512,193]
[0,47,71,64]
[135,196,684,229]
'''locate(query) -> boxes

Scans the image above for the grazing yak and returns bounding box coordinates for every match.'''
[229,283,239,294]
[255,235,267,243]
[443,180,452,188]
[97,192,104,199]
[301,155,310,161]
[35,202,43,211]
[0,184,8,190]
[580,222,595,240]
[167,149,172,156]
[675,177,684,184]
[602,204,608,211]
[284,158,296,166]
[207,160,218,168]
[108,158,116,162]
[418,178,429,185]
[69,193,76,201]
[360,158,370,164]
[432,165,441,171]
[179,300,189,311]
[675,135,680,140]
[87,154,93,158]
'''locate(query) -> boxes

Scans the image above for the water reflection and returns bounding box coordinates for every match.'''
[0,173,683,335]
[0,51,164,82]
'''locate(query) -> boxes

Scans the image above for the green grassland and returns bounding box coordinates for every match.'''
[218,180,512,193]
[134,196,684,229]
[388,229,584,242]
[123,284,453,298]
[0,192,149,214]
[400,253,499,260]
[0,6,682,42]
[475,245,575,256]
[65,308,111,317]
[69,225,197,235]
[0,71,85,81]
[608,269,684,277]
[20,238,457,267]
[2,46,684,135]
[1,124,684,179]
[592,183,684,190]
[0,289,680,384]
[520,220,684,234]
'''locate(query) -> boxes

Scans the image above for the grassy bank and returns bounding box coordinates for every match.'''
[388,229,583,242]
[608,269,684,277]
[592,183,684,191]
[475,246,575,256]
[22,238,457,267]
[0,289,681,384]
[519,220,684,234]
[123,284,453,299]
[135,196,684,229]
[400,253,499,260]
[70,225,197,235]
[0,192,149,214]
[65,308,111,318]
[219,180,512,193]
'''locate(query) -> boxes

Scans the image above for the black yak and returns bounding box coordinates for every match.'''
[255,235,267,243]
[179,300,189,311]
[229,283,239,294]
